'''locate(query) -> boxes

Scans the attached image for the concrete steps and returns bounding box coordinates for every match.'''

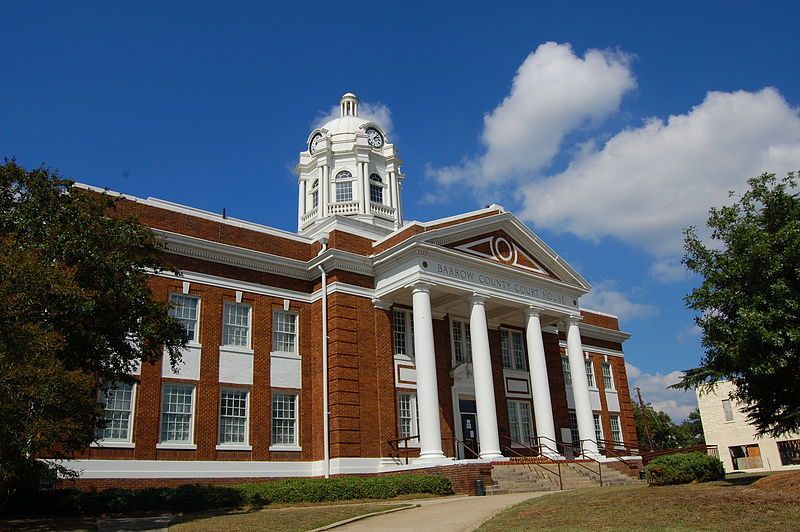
[487,460,644,494]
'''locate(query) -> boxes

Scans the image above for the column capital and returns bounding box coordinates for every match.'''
[565,314,583,326]
[525,305,545,319]
[469,292,489,306]
[411,282,432,295]
[372,298,391,310]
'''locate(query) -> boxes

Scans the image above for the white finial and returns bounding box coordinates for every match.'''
[340,92,359,117]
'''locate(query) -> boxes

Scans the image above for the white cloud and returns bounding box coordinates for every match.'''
[427,42,636,188]
[522,87,800,257]
[580,280,658,321]
[676,324,702,343]
[626,362,697,421]
[314,101,395,137]
[649,258,690,283]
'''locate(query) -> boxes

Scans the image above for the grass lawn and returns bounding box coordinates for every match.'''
[478,474,800,531]
[170,502,412,532]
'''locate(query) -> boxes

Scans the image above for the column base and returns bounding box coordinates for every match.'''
[479,451,505,461]
[416,452,452,465]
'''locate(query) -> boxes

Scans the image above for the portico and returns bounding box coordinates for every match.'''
[373,218,605,463]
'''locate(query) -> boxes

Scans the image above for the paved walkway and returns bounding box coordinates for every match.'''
[335,492,553,532]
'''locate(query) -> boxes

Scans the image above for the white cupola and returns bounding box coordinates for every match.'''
[296,93,404,236]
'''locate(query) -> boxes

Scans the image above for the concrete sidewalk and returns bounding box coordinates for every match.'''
[334,492,553,531]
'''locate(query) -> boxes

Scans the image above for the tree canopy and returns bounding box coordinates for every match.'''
[632,403,704,451]
[0,160,187,503]
[676,171,800,436]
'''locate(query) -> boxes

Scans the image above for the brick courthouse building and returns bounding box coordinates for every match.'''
[67,93,638,486]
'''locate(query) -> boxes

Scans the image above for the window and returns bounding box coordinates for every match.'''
[219,389,248,445]
[369,173,384,204]
[334,170,353,202]
[610,414,622,445]
[451,319,472,364]
[562,357,572,385]
[392,309,414,358]
[273,311,298,354]
[169,294,199,342]
[778,439,800,466]
[507,400,534,445]
[501,329,526,370]
[271,393,298,446]
[98,381,134,442]
[585,359,595,387]
[593,413,603,444]
[223,302,251,348]
[568,410,580,447]
[160,384,195,444]
[397,392,419,439]
[729,444,762,470]
[722,399,734,421]
[602,362,614,390]
[310,178,319,209]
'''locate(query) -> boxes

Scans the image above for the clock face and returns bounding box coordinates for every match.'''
[309,133,323,154]
[365,128,384,148]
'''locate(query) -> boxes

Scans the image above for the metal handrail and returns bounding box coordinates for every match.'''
[499,434,563,489]
[442,437,481,460]
[387,435,420,465]
[535,435,605,486]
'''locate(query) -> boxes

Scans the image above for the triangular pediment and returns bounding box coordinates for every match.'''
[446,231,554,277]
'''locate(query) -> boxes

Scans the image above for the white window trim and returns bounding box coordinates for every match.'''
[222,301,252,350]
[369,173,387,205]
[593,412,604,445]
[585,356,597,390]
[216,387,252,451]
[169,293,201,345]
[722,399,735,422]
[392,308,415,360]
[507,399,534,447]
[450,317,472,366]
[601,362,615,391]
[562,356,572,387]
[157,382,197,450]
[271,310,299,356]
[269,391,301,451]
[609,413,624,448]
[93,381,137,449]
[396,390,420,448]
[332,170,355,203]
[500,328,526,371]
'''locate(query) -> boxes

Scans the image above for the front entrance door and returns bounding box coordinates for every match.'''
[459,398,479,458]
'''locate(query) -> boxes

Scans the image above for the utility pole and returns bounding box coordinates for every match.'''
[636,387,654,450]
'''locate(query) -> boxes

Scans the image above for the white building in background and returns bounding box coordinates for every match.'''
[697,381,800,472]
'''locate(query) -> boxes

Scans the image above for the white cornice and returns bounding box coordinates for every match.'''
[577,322,631,344]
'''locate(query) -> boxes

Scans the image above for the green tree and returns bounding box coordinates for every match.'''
[0,160,187,505]
[633,404,705,451]
[676,171,800,437]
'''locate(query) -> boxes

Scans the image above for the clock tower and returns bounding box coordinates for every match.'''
[296,93,404,236]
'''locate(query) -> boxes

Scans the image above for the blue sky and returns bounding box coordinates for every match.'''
[3,1,800,420]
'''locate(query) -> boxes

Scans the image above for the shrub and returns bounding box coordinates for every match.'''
[3,473,452,517]
[645,452,725,486]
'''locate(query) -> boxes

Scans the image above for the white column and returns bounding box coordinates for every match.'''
[565,316,600,457]
[357,162,367,214]
[411,284,447,462]
[525,308,559,456]
[318,166,328,220]
[297,179,306,228]
[469,294,503,460]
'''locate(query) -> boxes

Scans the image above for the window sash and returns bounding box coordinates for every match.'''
[311,190,319,209]
[593,413,603,443]
[568,411,580,447]
[508,400,533,445]
[610,415,622,443]
[370,184,383,204]
[160,384,194,443]
[273,312,298,353]
[335,182,353,202]
[271,393,298,445]
[452,320,472,364]
[223,302,251,347]
[99,382,134,441]
[722,399,734,421]
[169,294,199,342]
[397,393,418,439]
[585,359,595,387]
[562,357,572,385]
[602,363,614,390]
[219,389,248,444]
[501,330,525,370]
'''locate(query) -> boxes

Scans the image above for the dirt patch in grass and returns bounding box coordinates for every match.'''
[478,480,800,531]
[749,470,800,496]
[170,502,411,532]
